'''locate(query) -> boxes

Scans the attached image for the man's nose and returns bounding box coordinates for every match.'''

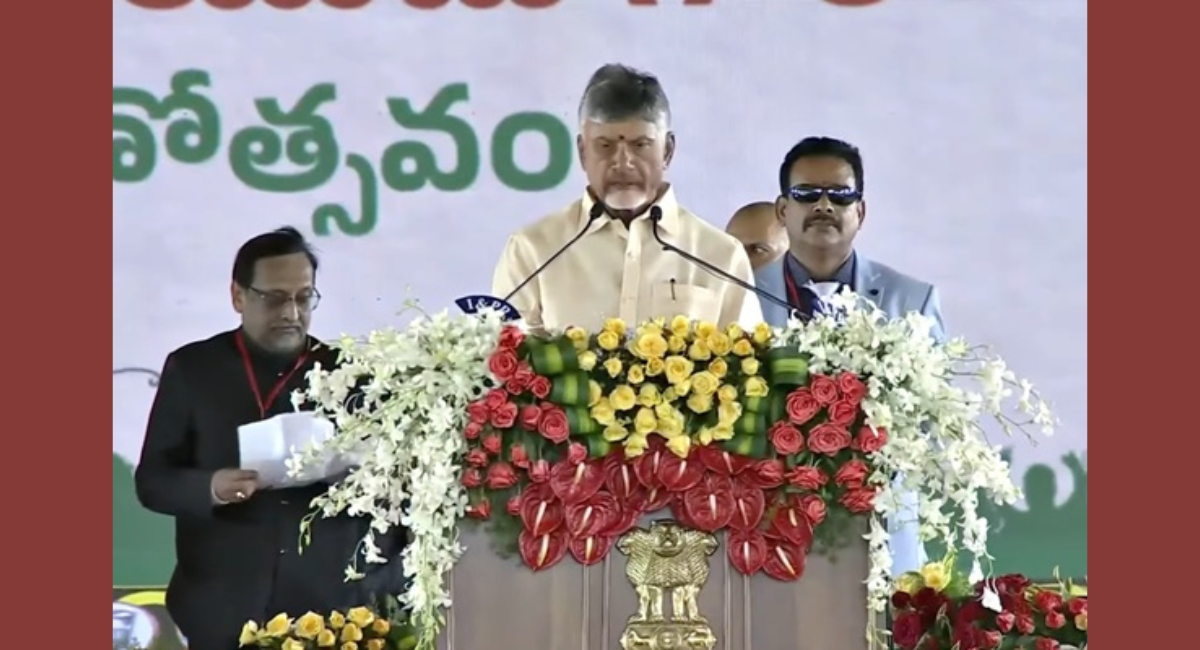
[281,299,300,321]
[614,145,635,168]
[811,197,836,213]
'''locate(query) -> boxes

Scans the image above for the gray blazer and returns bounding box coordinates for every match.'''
[753,254,946,343]
[753,253,945,574]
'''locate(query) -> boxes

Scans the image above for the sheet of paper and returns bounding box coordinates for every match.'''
[237,412,341,489]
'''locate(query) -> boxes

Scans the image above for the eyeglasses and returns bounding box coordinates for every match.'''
[247,286,322,312]
[788,185,862,207]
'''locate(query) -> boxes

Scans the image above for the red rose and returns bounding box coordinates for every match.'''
[1033,639,1058,650]
[1066,597,1086,616]
[482,434,502,455]
[856,426,888,453]
[1034,590,1063,613]
[518,404,542,431]
[834,459,869,488]
[466,448,489,468]
[1015,613,1035,635]
[528,459,550,483]
[1044,611,1066,630]
[486,462,519,489]
[491,402,518,429]
[461,468,483,488]
[809,374,839,405]
[498,325,525,350]
[785,388,821,425]
[506,363,536,395]
[979,630,1001,649]
[488,348,520,381]
[484,389,508,411]
[891,611,924,649]
[466,499,491,519]
[836,372,866,403]
[538,406,570,444]
[995,610,1015,633]
[807,423,851,455]
[510,444,531,469]
[786,466,828,491]
[827,398,859,427]
[567,442,588,465]
[506,494,523,516]
[529,376,552,399]
[839,487,876,513]
[768,422,805,456]
[891,590,913,610]
[753,459,786,488]
[466,400,489,424]
[798,494,827,525]
[464,421,482,441]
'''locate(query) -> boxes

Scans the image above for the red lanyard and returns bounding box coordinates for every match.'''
[783,257,804,309]
[235,330,309,418]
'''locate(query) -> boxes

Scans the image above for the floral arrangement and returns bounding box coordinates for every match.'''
[890,559,1087,650]
[239,604,418,650]
[288,293,1055,649]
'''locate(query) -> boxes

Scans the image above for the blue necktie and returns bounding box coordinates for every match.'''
[804,281,844,318]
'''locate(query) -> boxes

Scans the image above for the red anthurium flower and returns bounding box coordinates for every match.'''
[518,483,564,537]
[549,458,606,505]
[762,538,807,581]
[519,528,568,571]
[682,474,735,531]
[726,528,768,575]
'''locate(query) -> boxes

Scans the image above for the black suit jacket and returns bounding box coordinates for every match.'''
[135,330,406,649]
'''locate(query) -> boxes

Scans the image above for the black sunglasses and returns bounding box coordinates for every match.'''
[788,185,862,207]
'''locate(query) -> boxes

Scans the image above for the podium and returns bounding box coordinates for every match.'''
[440,518,877,650]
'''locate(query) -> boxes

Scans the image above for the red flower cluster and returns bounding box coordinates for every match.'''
[891,575,1087,650]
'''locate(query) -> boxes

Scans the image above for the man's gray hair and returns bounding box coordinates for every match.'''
[578,64,671,130]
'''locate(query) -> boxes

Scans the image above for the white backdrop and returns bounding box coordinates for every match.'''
[113,0,1086,510]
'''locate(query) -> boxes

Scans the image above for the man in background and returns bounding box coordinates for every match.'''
[725,201,788,270]
[135,227,405,650]
[492,63,762,332]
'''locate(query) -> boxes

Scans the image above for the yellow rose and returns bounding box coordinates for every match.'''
[588,380,603,407]
[623,433,650,457]
[674,379,692,396]
[665,434,691,458]
[638,384,661,407]
[590,398,616,426]
[565,326,590,349]
[744,376,769,398]
[726,323,745,340]
[653,401,677,420]
[667,335,688,353]
[1074,612,1087,631]
[707,357,728,378]
[687,339,712,361]
[645,357,665,376]
[603,356,623,378]
[295,612,326,639]
[627,364,646,385]
[597,330,621,351]
[697,425,733,446]
[662,386,678,402]
[717,384,739,403]
[687,392,713,414]
[717,401,742,427]
[633,407,658,434]
[328,611,346,629]
[657,414,685,439]
[266,614,292,637]
[752,323,773,345]
[695,321,717,338]
[610,385,638,411]
[578,350,598,371]
[367,640,386,650]
[895,572,925,594]
[340,643,358,650]
[283,640,307,650]
[690,371,720,396]
[706,332,733,356]
[632,332,669,359]
[317,629,338,647]
[732,339,755,357]
[602,318,627,337]
[603,423,630,442]
[238,622,261,646]
[919,562,950,592]
[669,315,691,338]
[370,619,390,635]
[740,357,760,376]
[664,356,695,385]
[340,622,364,643]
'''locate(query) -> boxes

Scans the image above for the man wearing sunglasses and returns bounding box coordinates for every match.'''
[134,227,405,650]
[750,137,945,649]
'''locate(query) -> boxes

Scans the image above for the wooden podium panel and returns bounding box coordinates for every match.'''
[439,520,873,650]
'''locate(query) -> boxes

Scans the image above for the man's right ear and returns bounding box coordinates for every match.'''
[231,281,245,314]
[774,196,789,225]
[576,134,585,167]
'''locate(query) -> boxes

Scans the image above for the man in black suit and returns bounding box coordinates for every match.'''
[136,227,404,650]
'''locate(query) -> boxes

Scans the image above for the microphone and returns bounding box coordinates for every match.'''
[648,206,802,320]
[455,202,606,321]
